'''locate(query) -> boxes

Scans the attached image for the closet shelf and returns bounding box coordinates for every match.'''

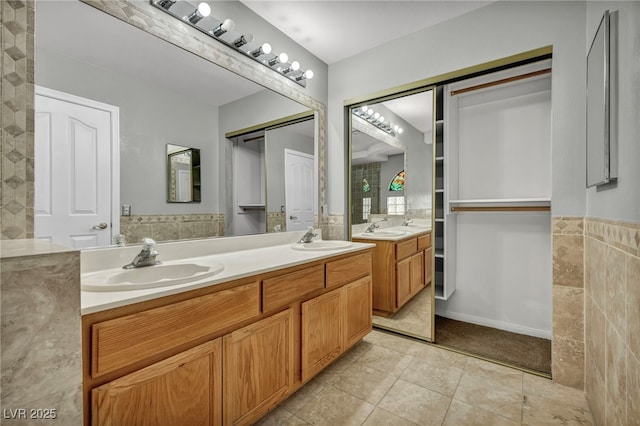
[449,198,550,204]
[238,203,265,210]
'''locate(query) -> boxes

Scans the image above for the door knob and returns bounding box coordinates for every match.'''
[93,222,108,230]
[289,215,297,220]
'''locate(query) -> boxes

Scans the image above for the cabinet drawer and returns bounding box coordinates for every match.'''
[325,251,372,289]
[92,282,260,378]
[417,233,432,251]
[396,238,418,260]
[263,265,325,313]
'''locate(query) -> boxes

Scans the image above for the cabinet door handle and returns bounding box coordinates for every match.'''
[289,215,297,220]
[93,222,108,230]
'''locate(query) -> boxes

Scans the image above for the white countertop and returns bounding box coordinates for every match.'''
[81,232,374,315]
[352,224,432,241]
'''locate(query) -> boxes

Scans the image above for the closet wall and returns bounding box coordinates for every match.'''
[435,60,553,338]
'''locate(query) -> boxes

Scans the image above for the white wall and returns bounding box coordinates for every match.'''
[328,1,587,218]
[585,1,640,223]
[36,49,220,215]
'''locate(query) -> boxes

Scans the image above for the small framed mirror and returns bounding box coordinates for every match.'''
[586,10,618,187]
[167,144,201,202]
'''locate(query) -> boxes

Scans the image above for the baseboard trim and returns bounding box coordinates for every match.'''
[435,309,552,340]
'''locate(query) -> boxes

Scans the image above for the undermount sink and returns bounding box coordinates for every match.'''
[82,257,224,292]
[290,240,354,251]
[355,230,409,238]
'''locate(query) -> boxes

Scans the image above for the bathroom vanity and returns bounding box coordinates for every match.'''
[80,235,373,426]
[353,228,432,317]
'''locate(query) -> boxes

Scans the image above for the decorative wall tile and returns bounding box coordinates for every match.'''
[120,213,224,243]
[1,0,34,240]
[551,336,584,390]
[553,216,584,235]
[584,217,640,426]
[267,211,286,233]
[552,285,583,342]
[552,234,584,287]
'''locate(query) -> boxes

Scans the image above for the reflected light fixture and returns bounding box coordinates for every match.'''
[212,18,235,37]
[186,2,211,24]
[353,106,402,137]
[151,0,314,87]
[250,42,272,58]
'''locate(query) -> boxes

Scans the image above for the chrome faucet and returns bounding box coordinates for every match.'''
[402,218,413,226]
[365,218,387,233]
[122,238,161,269]
[297,226,317,244]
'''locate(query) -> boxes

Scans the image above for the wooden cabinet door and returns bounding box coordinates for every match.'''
[424,247,433,285]
[410,251,425,294]
[344,276,372,349]
[396,256,412,308]
[91,340,221,426]
[223,309,294,426]
[301,289,344,382]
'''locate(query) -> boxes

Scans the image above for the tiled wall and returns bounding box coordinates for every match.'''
[552,217,585,389]
[120,213,224,244]
[584,218,640,425]
[0,242,82,425]
[267,211,286,233]
[1,0,34,240]
[351,163,381,224]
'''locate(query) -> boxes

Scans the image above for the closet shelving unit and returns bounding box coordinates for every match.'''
[433,85,456,300]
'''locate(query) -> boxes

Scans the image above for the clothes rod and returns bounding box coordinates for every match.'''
[450,206,551,212]
[450,68,552,96]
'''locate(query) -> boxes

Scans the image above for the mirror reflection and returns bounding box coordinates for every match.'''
[350,89,434,341]
[34,1,318,248]
[167,145,201,203]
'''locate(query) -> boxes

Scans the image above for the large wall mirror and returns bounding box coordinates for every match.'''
[348,89,434,340]
[167,145,201,203]
[34,0,320,247]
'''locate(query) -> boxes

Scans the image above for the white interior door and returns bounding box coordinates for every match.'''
[35,87,119,249]
[285,149,314,231]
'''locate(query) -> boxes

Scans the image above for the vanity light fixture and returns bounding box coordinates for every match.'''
[212,18,235,37]
[250,42,272,58]
[353,106,401,136]
[186,2,211,24]
[151,0,314,87]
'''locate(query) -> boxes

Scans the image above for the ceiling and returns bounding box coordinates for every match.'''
[240,1,493,65]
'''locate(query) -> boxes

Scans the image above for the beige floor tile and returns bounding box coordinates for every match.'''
[254,407,295,426]
[323,350,358,374]
[378,379,450,425]
[413,343,470,370]
[367,330,429,356]
[280,375,330,414]
[523,373,590,410]
[454,374,523,421]
[442,399,519,426]
[332,364,398,404]
[362,407,419,426]
[356,344,413,377]
[523,394,593,425]
[463,357,524,391]
[400,356,464,396]
[295,386,375,426]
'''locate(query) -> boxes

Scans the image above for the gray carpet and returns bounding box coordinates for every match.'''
[435,315,551,375]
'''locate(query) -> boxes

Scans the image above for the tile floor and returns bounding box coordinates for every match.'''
[256,330,593,426]
[373,284,432,340]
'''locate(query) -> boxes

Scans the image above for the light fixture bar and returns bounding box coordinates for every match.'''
[151,0,312,88]
[353,106,400,137]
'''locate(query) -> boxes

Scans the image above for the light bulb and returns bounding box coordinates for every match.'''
[373,112,380,120]
[279,53,289,64]
[291,61,300,71]
[304,69,314,80]
[187,2,211,23]
[198,2,211,16]
[367,109,374,116]
[378,116,384,123]
[212,18,235,36]
[261,43,272,55]
[250,42,272,58]
[393,124,399,131]
[362,106,369,113]
[398,127,404,134]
